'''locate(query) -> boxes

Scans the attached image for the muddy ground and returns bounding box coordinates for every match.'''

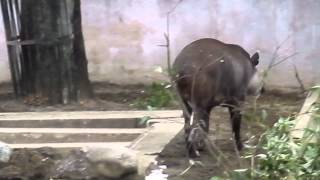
[156,92,303,180]
[0,82,304,180]
[0,82,153,112]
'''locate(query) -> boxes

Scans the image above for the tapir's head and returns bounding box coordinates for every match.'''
[247,52,265,96]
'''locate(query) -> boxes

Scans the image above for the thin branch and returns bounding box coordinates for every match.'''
[164,0,184,76]
[232,137,244,167]
[203,132,233,172]
[163,12,241,172]
[292,63,306,93]
[161,0,191,119]
[167,0,184,15]
[270,52,299,68]
[266,34,293,72]
[262,34,299,89]
[164,33,171,76]
[161,0,252,174]
[190,55,224,111]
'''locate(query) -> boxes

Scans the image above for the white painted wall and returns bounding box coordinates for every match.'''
[0,0,320,91]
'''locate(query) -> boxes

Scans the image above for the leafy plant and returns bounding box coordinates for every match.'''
[132,82,176,109]
[252,114,320,179]
[214,102,320,180]
[138,116,151,126]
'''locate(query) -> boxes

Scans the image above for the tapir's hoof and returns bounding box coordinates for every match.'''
[188,148,200,158]
[236,141,243,151]
[196,139,206,151]
[187,142,200,158]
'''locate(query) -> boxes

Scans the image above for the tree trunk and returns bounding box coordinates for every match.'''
[1,0,92,104]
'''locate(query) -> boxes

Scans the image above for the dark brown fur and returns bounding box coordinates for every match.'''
[172,38,260,157]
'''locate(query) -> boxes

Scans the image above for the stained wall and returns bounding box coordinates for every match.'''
[0,0,319,91]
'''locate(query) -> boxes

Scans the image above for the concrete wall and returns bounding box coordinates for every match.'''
[0,0,320,91]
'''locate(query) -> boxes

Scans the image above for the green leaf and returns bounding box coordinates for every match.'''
[261,109,268,121]
[210,177,224,180]
[139,116,151,125]
[229,169,250,180]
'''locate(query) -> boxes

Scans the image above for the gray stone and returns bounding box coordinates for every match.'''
[51,150,93,179]
[83,146,138,178]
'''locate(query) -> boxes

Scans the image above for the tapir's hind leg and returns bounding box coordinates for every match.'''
[185,106,211,157]
[182,99,192,134]
[180,99,202,157]
[228,102,243,150]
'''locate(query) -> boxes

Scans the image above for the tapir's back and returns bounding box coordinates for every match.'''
[173,38,224,74]
[173,38,251,75]
[173,38,255,103]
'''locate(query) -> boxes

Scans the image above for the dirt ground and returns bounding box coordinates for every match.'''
[156,92,303,180]
[0,82,162,112]
[0,82,304,180]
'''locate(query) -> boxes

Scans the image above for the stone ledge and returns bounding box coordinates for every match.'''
[291,89,320,142]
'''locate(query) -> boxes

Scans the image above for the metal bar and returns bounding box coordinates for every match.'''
[6,35,74,46]
[0,0,19,95]
[7,0,21,95]
[12,0,26,95]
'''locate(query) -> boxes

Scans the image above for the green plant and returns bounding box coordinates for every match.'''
[213,102,320,180]
[253,114,319,179]
[133,82,176,109]
[222,118,319,179]
[138,116,151,126]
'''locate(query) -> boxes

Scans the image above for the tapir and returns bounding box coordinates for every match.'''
[172,38,263,157]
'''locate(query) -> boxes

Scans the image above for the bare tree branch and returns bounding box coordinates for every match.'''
[167,0,184,15]
[164,0,184,76]
[164,33,171,76]
[269,52,299,68]
[266,34,293,73]
[160,0,192,119]
[262,34,303,90]
[292,63,306,93]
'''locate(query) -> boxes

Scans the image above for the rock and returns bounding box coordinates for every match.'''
[0,165,23,179]
[0,148,57,180]
[83,146,138,178]
[50,147,140,180]
[0,141,11,162]
[51,149,93,179]
[0,146,142,180]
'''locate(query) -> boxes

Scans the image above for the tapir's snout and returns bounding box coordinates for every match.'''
[247,71,264,96]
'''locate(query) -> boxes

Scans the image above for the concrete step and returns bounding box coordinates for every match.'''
[0,128,145,144]
[8,142,131,149]
[0,111,183,146]
[0,110,182,128]
[0,118,142,128]
[0,110,185,176]
[0,110,182,120]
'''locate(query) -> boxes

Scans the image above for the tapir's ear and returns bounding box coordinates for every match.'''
[251,52,259,66]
